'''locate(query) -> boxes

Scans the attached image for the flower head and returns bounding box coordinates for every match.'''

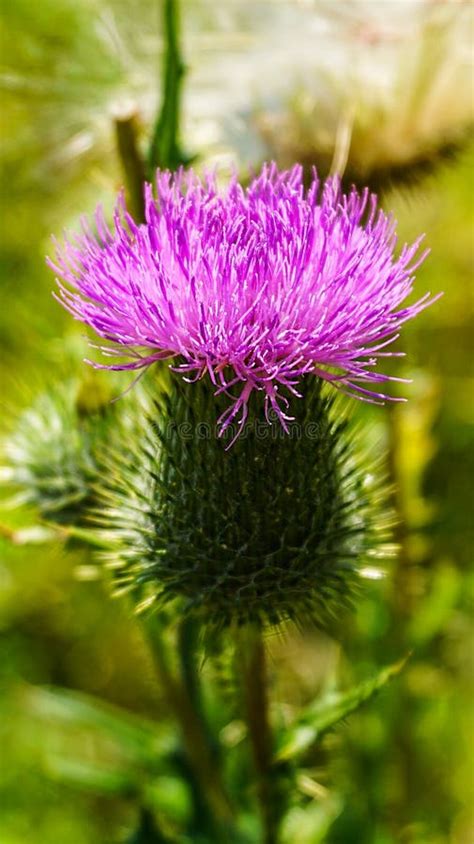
[50,164,437,438]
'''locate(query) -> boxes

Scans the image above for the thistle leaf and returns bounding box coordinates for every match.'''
[17,683,172,770]
[275,657,408,762]
[42,757,138,796]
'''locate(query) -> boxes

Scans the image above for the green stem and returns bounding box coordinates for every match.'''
[126,806,169,843]
[177,616,201,709]
[386,403,412,618]
[114,112,146,223]
[238,626,278,844]
[143,616,233,833]
[114,1,191,222]
[177,616,230,840]
[148,0,188,174]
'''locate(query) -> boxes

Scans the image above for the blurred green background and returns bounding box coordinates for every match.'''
[0,2,473,842]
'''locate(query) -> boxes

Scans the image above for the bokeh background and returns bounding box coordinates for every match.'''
[1,1,473,842]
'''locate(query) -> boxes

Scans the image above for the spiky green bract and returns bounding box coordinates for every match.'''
[3,379,127,525]
[99,375,391,631]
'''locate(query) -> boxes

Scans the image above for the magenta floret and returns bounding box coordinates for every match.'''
[50,163,438,438]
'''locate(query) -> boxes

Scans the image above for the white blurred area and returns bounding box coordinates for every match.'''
[10,0,471,184]
[179,0,473,173]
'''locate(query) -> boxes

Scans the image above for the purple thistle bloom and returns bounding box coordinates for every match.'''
[49,163,438,438]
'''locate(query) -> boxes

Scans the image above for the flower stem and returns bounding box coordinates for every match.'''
[143,615,234,834]
[114,111,146,223]
[238,626,279,844]
[148,0,189,175]
[126,806,169,843]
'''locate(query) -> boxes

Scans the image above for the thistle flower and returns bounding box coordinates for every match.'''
[50,164,436,442]
[45,164,436,630]
[3,381,103,524]
[3,376,148,525]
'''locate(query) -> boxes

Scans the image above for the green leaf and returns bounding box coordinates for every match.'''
[408,563,461,645]
[275,657,408,762]
[280,794,343,844]
[17,683,173,770]
[43,756,138,795]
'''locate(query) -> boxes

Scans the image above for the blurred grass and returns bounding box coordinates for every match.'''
[1,1,473,842]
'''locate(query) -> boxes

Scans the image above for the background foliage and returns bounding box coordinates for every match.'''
[0,1,473,842]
